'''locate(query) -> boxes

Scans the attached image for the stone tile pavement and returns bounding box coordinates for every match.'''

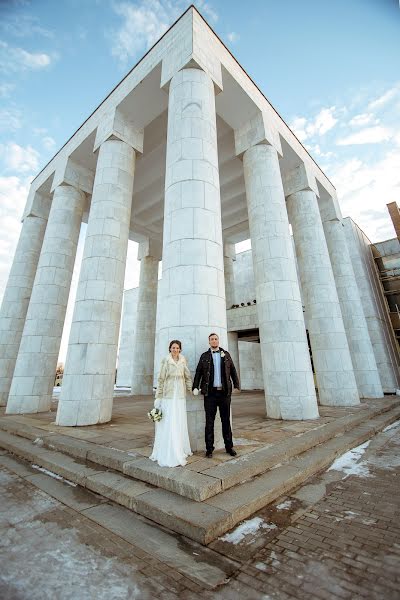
[0,391,390,465]
[0,416,399,599]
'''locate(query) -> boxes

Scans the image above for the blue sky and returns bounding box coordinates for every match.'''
[0,0,399,359]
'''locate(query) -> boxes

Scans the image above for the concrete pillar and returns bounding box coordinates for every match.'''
[6,185,85,414]
[224,242,241,383]
[224,242,236,308]
[322,217,383,398]
[286,190,359,406]
[343,217,400,392]
[56,139,137,425]
[242,144,318,420]
[158,67,227,450]
[0,209,48,406]
[131,241,160,395]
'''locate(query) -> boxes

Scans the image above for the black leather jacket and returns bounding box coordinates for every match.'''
[192,348,240,397]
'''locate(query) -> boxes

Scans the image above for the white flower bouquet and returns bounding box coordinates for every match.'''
[147,407,162,422]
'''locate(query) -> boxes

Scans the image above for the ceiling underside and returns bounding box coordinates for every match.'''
[42,63,320,245]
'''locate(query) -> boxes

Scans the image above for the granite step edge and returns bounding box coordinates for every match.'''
[0,407,398,546]
[0,419,223,502]
[0,429,231,545]
[202,398,400,490]
[201,406,400,538]
[133,405,400,545]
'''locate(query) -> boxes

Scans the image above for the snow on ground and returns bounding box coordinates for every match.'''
[219,517,277,544]
[31,464,77,486]
[0,466,142,599]
[276,500,292,510]
[382,419,400,433]
[327,440,371,478]
[1,519,142,599]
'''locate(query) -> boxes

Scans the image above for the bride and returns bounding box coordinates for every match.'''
[150,340,192,467]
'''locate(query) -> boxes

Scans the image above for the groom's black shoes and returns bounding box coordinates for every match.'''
[205,451,213,458]
[226,448,237,456]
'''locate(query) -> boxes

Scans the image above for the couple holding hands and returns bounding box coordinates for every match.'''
[150,333,240,468]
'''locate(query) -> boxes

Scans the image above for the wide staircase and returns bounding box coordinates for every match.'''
[0,395,399,545]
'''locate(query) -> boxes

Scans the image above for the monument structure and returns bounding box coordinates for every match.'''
[0,6,395,449]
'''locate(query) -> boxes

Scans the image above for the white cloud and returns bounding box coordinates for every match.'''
[336,126,392,146]
[195,0,218,23]
[227,31,239,43]
[110,1,179,63]
[42,136,56,151]
[110,0,218,63]
[0,107,22,132]
[0,142,40,173]
[348,113,376,127]
[368,86,399,110]
[290,106,338,142]
[0,175,30,304]
[0,14,55,39]
[290,83,400,243]
[0,41,55,73]
[331,150,400,241]
[0,83,15,98]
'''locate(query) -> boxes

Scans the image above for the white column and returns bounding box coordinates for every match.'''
[224,242,236,308]
[6,185,85,414]
[322,218,383,398]
[243,144,319,420]
[286,190,359,406]
[158,67,227,450]
[343,217,400,392]
[56,139,136,425]
[224,242,240,383]
[0,211,48,406]
[131,242,160,395]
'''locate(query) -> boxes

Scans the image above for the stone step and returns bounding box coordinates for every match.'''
[127,405,400,544]
[0,397,398,503]
[0,453,239,589]
[0,404,399,544]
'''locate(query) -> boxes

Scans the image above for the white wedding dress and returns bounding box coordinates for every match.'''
[150,377,192,467]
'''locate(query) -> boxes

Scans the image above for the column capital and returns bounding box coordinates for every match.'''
[318,191,343,223]
[22,188,51,221]
[234,111,282,159]
[94,107,144,153]
[161,57,223,94]
[282,162,319,198]
[138,238,162,261]
[51,156,93,195]
[223,242,236,260]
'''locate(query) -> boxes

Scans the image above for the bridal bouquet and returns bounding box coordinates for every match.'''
[147,407,162,422]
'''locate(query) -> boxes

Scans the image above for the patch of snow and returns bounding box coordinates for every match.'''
[327,440,372,478]
[233,437,261,446]
[269,550,280,567]
[382,419,400,433]
[31,464,77,487]
[344,510,359,519]
[219,517,277,545]
[1,519,142,599]
[33,438,44,446]
[255,562,268,572]
[362,518,376,525]
[276,500,292,510]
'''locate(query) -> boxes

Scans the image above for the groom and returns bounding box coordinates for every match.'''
[193,333,240,458]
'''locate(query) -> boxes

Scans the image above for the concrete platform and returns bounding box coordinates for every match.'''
[0,392,399,544]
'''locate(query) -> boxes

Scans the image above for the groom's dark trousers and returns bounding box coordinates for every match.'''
[204,387,233,453]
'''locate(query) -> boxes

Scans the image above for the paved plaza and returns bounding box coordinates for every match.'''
[0,414,399,599]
